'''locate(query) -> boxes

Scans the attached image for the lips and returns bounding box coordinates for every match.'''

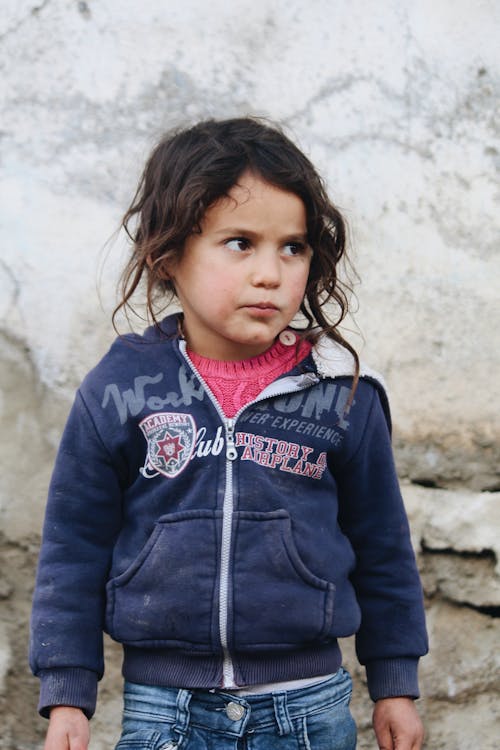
[245,302,279,311]
[242,303,280,319]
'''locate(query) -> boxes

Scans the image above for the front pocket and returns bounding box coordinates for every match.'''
[106,511,219,648]
[231,511,335,649]
[115,730,179,750]
[114,730,161,750]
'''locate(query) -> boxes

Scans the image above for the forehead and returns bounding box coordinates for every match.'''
[203,171,307,231]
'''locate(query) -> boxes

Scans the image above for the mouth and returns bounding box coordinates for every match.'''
[242,302,280,318]
[245,302,279,311]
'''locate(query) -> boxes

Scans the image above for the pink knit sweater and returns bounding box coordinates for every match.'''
[188,331,312,418]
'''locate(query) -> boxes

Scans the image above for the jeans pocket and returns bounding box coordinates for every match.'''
[115,729,169,750]
[300,673,356,750]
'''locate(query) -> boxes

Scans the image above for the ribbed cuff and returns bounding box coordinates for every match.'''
[38,667,98,719]
[365,658,420,701]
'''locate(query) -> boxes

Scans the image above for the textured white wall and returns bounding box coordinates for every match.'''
[2,0,499,422]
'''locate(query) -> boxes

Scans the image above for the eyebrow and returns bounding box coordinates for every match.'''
[212,227,309,242]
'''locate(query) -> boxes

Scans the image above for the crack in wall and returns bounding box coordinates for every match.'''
[421,548,496,564]
[77,1,91,19]
[0,0,51,44]
[427,592,500,620]
[0,259,20,316]
[420,543,500,615]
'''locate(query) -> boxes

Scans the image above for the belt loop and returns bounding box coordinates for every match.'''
[272,692,293,736]
[173,689,192,742]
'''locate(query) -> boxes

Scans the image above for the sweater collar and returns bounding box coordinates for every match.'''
[153,313,386,391]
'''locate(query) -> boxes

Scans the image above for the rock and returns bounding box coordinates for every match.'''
[420,601,500,701]
[403,485,500,609]
[423,693,500,750]
[421,550,500,608]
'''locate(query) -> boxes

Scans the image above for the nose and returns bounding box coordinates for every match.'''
[250,247,281,288]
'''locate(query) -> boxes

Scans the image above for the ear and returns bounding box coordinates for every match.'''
[146,255,173,281]
[158,265,172,282]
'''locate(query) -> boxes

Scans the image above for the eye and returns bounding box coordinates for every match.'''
[283,241,309,256]
[224,237,250,252]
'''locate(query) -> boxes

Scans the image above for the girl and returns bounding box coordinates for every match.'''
[31,117,428,750]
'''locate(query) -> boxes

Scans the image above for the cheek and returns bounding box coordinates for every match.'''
[210,270,241,296]
[289,270,310,302]
[199,276,238,316]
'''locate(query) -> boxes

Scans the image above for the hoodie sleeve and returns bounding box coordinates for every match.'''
[30,390,123,718]
[335,381,428,701]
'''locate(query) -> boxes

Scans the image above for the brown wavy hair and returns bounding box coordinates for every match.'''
[115,116,358,382]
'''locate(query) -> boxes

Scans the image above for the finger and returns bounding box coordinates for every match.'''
[68,738,89,750]
[392,729,421,750]
[374,725,394,750]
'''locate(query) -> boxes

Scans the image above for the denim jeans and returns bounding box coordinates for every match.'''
[115,669,356,749]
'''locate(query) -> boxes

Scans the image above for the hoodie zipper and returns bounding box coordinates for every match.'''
[179,342,318,687]
[220,417,237,686]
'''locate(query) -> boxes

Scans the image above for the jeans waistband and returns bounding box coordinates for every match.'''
[122,669,352,739]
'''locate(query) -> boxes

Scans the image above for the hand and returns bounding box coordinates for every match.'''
[372,697,424,750]
[44,706,90,750]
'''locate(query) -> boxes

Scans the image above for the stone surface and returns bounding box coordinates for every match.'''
[404,484,500,610]
[0,622,11,698]
[421,551,500,609]
[1,1,499,748]
[420,601,500,701]
[423,694,500,750]
[0,333,58,542]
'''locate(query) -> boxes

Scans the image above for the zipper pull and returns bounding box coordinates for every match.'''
[225,419,238,461]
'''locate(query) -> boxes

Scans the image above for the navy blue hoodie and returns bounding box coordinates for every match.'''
[30,314,428,718]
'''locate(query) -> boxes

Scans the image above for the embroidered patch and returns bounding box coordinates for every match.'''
[139,412,196,479]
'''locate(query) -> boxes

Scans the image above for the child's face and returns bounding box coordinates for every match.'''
[168,171,312,361]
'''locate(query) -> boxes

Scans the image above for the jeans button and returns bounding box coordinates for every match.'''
[226,701,245,721]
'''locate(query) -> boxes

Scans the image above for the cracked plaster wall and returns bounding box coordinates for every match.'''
[0,1,499,748]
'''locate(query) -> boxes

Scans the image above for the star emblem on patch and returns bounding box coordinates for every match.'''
[157,432,183,462]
